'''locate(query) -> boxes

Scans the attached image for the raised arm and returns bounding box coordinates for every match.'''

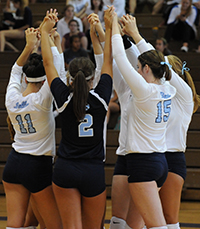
[112,13,150,99]
[16,28,38,66]
[87,13,105,43]
[88,14,103,55]
[40,9,59,86]
[6,28,38,100]
[50,28,62,54]
[101,7,113,78]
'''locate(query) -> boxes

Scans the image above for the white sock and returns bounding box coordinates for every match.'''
[142,226,147,229]
[167,223,180,229]
[125,223,132,229]
[150,226,168,229]
[110,216,126,229]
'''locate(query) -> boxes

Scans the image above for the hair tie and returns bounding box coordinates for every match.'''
[182,61,190,75]
[75,70,93,81]
[78,69,84,73]
[160,61,172,69]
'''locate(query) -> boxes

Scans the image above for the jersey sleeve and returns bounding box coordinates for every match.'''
[93,53,104,88]
[112,34,151,99]
[50,77,70,111]
[167,5,179,24]
[112,59,129,97]
[163,56,193,103]
[170,66,193,103]
[136,38,155,54]
[59,52,67,84]
[125,42,140,70]
[94,73,113,105]
[185,6,198,27]
[5,63,23,105]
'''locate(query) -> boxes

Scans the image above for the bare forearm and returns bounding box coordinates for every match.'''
[16,44,34,66]
[90,32,103,55]
[102,28,112,77]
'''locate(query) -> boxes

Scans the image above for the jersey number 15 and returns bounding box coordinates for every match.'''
[155,99,171,123]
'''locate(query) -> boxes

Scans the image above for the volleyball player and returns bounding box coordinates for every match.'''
[158,55,200,229]
[3,27,62,229]
[111,12,176,229]
[87,12,153,229]
[40,8,113,229]
[120,19,200,228]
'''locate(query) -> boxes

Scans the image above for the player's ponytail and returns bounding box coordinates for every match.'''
[69,57,95,121]
[73,70,89,121]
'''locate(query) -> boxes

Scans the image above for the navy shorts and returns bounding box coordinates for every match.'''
[126,152,168,188]
[3,148,53,193]
[113,155,127,176]
[165,151,187,180]
[53,157,106,197]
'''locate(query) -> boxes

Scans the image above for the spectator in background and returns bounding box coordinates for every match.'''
[164,0,198,52]
[83,0,104,50]
[61,19,88,51]
[0,0,32,52]
[83,0,104,32]
[128,0,158,15]
[66,0,91,19]
[152,0,181,19]
[103,0,126,17]
[155,37,172,55]
[57,4,83,40]
[63,35,88,69]
[1,0,17,30]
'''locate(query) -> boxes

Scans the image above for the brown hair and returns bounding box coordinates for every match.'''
[167,55,200,113]
[68,57,95,121]
[138,50,171,81]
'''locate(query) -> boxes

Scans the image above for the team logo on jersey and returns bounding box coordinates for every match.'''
[14,101,29,109]
[160,92,171,98]
[86,104,90,111]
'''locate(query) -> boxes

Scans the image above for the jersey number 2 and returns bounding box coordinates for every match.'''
[155,99,171,123]
[78,114,93,137]
[16,114,36,134]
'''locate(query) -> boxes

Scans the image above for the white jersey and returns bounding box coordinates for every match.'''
[5,47,61,156]
[112,34,176,153]
[113,44,140,156]
[136,39,194,152]
[167,4,198,36]
[165,61,193,152]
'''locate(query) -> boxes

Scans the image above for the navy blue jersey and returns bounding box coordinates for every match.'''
[51,74,112,160]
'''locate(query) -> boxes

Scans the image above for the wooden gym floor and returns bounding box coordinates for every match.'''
[0,196,199,229]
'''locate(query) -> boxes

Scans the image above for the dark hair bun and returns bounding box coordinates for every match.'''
[23,53,46,78]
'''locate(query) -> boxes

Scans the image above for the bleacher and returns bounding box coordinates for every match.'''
[0,0,200,200]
